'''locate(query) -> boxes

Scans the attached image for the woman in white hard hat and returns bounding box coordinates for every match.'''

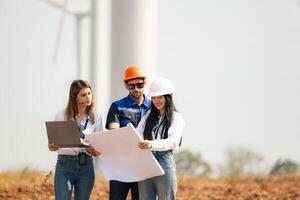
[137,77,185,200]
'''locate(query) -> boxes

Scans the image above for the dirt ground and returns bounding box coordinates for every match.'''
[0,170,299,200]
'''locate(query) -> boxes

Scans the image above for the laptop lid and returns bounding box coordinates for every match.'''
[45,120,87,147]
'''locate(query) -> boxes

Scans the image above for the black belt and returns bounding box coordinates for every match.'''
[58,153,92,166]
[57,153,92,160]
[152,150,173,155]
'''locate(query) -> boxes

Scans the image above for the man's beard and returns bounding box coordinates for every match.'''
[130,90,142,100]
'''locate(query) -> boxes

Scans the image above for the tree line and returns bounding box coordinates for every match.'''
[174,147,299,176]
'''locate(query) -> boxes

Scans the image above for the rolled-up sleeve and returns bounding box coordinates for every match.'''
[105,103,120,129]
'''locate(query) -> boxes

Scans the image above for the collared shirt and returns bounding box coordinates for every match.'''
[55,109,103,155]
[136,111,185,151]
[106,94,152,128]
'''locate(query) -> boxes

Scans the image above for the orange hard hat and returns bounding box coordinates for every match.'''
[123,65,146,82]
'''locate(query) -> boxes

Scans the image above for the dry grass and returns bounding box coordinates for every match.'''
[0,169,299,200]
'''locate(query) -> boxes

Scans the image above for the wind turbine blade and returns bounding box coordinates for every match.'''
[53,0,69,62]
[38,0,74,14]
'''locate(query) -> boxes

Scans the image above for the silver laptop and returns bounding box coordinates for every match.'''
[45,120,90,147]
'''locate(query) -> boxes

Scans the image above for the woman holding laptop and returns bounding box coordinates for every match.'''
[48,80,103,200]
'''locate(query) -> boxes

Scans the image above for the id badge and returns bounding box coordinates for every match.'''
[78,152,87,166]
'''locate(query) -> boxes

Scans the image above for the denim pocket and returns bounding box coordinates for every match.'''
[157,153,175,172]
[56,159,67,165]
[55,159,75,174]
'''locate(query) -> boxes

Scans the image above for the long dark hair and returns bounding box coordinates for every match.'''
[66,80,95,124]
[143,94,177,140]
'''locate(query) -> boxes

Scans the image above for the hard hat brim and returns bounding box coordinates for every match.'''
[123,75,146,82]
[148,90,175,97]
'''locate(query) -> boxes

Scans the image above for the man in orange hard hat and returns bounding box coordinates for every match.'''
[105,65,152,200]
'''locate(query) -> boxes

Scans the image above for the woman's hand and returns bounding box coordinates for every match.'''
[86,146,101,156]
[48,143,59,151]
[138,140,152,149]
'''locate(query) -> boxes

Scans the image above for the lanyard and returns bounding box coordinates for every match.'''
[83,117,89,130]
[153,117,165,140]
[78,116,89,139]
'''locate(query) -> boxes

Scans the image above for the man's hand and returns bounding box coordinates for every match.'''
[138,140,152,149]
[108,122,120,130]
[86,146,101,156]
[48,143,59,151]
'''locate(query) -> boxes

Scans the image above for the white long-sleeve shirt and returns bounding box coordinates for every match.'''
[55,109,103,155]
[136,110,185,151]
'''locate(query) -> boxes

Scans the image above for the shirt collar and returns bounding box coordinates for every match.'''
[125,94,152,109]
[78,113,90,123]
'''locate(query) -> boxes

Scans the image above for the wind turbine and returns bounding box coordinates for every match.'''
[39,0,110,171]
[39,0,90,78]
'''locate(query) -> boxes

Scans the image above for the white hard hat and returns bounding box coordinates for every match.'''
[148,77,175,97]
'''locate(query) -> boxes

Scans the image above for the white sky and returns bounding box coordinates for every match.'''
[157,0,300,169]
[0,0,299,171]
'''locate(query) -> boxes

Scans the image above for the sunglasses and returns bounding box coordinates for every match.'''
[127,82,144,90]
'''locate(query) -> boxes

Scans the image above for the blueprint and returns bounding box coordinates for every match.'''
[85,124,165,182]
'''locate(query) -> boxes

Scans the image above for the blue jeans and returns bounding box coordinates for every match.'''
[139,151,177,200]
[54,154,95,200]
